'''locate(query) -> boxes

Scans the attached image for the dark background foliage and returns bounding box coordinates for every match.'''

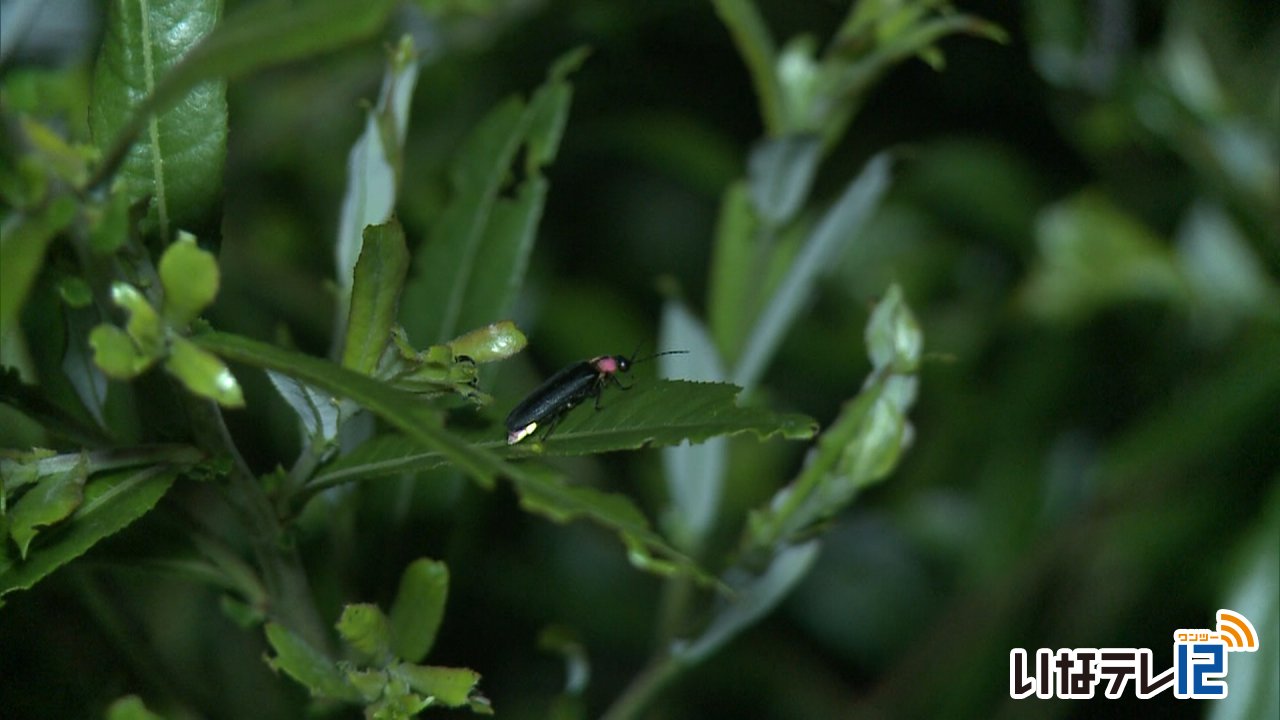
[2,1,1276,718]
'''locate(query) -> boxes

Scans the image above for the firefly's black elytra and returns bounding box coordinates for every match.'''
[504,349,686,445]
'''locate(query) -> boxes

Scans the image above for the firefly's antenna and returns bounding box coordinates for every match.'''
[631,349,689,365]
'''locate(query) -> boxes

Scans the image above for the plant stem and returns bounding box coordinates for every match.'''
[182,395,330,652]
[599,654,684,720]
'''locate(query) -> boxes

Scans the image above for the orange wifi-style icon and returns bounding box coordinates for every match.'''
[1216,610,1259,651]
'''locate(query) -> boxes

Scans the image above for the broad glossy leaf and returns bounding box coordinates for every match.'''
[0,465,178,600]
[342,221,409,376]
[90,0,226,238]
[389,558,448,663]
[89,0,398,195]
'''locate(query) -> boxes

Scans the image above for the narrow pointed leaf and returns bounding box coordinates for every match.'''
[310,381,815,490]
[659,301,729,553]
[402,49,584,344]
[193,330,503,488]
[531,380,816,456]
[334,35,419,295]
[0,465,178,599]
[674,540,820,664]
[707,181,758,360]
[733,153,892,390]
[191,332,718,583]
[509,466,716,586]
[7,457,88,558]
[265,370,341,444]
[342,221,409,376]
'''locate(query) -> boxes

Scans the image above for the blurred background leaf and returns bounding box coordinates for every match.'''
[1,1,1277,719]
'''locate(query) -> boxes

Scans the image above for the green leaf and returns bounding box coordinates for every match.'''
[674,540,820,664]
[446,321,528,364]
[526,380,816,456]
[334,35,419,296]
[709,0,784,134]
[746,284,920,552]
[264,622,361,702]
[342,221,410,376]
[89,323,153,379]
[389,558,449,663]
[195,331,502,488]
[192,332,715,583]
[90,0,227,239]
[0,196,76,342]
[164,335,244,407]
[510,465,716,586]
[106,695,168,720]
[707,181,759,360]
[158,232,219,325]
[7,455,88,558]
[1207,481,1280,720]
[1023,191,1190,322]
[865,284,923,373]
[336,603,392,663]
[747,134,821,226]
[658,301,729,553]
[88,0,398,195]
[264,370,341,444]
[733,153,892,390]
[311,380,814,490]
[0,465,178,599]
[317,383,812,495]
[402,48,585,345]
[390,663,482,709]
[111,282,164,358]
